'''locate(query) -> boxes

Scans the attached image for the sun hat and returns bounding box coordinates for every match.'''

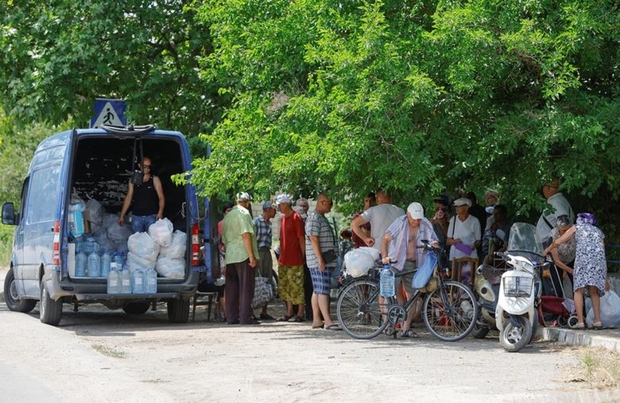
[453,197,471,207]
[276,194,292,205]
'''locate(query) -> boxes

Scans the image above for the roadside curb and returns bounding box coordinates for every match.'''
[541,327,620,352]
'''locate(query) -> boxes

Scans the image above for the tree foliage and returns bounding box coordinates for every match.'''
[0,0,619,237]
[191,0,619,225]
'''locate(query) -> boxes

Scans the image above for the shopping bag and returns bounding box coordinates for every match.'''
[587,290,620,328]
[412,253,437,289]
[252,276,274,308]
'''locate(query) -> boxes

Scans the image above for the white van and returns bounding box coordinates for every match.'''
[2,125,206,325]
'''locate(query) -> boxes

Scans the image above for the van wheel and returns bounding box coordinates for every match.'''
[123,302,151,315]
[167,298,190,323]
[40,279,62,326]
[3,268,37,313]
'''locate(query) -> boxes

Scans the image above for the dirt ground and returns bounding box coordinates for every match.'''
[2,266,620,403]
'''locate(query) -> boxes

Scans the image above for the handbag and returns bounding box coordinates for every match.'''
[252,276,273,309]
[412,253,438,289]
[321,249,338,264]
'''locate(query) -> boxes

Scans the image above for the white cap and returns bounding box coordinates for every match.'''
[236,192,251,202]
[276,194,292,205]
[453,197,471,207]
[407,202,424,219]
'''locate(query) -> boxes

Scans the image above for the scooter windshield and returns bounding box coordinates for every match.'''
[507,223,544,262]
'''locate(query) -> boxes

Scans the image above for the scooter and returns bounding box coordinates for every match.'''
[471,263,507,339]
[495,249,543,352]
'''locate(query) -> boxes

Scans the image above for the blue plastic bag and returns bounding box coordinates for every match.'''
[412,253,437,289]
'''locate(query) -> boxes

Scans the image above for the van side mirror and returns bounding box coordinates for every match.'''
[2,202,16,225]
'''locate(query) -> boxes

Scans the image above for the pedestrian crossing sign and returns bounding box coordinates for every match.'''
[90,98,127,128]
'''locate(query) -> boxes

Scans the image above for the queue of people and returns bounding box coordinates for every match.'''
[210,177,610,331]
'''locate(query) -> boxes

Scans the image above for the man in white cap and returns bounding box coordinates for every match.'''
[222,192,260,325]
[275,194,307,322]
[447,197,481,262]
[253,201,277,320]
[381,202,438,337]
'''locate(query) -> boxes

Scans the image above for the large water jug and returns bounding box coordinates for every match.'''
[75,251,87,277]
[131,269,145,294]
[379,264,395,298]
[88,252,101,277]
[120,268,131,294]
[107,266,120,294]
[114,252,125,268]
[145,268,157,294]
[100,250,111,278]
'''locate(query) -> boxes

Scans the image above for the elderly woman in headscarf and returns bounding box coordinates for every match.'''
[544,213,608,330]
[547,215,577,292]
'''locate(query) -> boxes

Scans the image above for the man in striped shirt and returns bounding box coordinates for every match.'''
[253,201,276,320]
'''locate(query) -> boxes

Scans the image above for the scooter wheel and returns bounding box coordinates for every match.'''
[499,316,532,352]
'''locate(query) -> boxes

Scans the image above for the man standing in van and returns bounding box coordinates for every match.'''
[118,157,165,233]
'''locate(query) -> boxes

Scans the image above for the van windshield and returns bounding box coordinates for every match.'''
[26,166,60,223]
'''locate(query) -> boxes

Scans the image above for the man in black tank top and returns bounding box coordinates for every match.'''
[118,157,165,233]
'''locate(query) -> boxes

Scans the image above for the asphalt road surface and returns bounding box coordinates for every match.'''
[1,299,618,403]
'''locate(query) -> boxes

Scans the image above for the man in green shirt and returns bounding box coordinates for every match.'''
[222,192,260,325]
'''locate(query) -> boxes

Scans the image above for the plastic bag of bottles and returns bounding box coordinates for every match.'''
[159,230,186,259]
[127,251,153,272]
[84,198,103,227]
[148,218,174,247]
[155,256,185,279]
[127,232,160,262]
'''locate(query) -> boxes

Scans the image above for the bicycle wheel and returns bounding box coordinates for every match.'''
[423,280,478,342]
[336,279,389,339]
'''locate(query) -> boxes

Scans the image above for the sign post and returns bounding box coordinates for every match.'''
[90,98,127,128]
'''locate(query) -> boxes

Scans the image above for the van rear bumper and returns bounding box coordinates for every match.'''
[47,270,198,301]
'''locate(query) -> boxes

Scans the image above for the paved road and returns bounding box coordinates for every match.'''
[1,301,618,403]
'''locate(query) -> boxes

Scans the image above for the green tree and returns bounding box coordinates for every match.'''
[190,0,619,229]
[0,0,222,141]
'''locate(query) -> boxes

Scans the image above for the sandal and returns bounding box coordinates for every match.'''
[398,329,419,338]
[289,315,306,322]
[572,322,586,330]
[276,314,294,322]
[592,321,603,330]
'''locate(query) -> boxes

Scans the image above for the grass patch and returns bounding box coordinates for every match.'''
[92,344,125,359]
[578,347,620,389]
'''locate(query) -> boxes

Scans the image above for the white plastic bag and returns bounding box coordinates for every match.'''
[103,213,133,242]
[586,290,620,328]
[148,218,174,247]
[155,256,185,279]
[159,230,187,259]
[84,199,103,226]
[127,252,154,272]
[357,247,381,262]
[127,232,160,262]
[344,249,376,278]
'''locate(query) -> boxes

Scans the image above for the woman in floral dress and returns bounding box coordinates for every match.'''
[544,212,607,329]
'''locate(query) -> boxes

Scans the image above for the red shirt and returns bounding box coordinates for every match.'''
[278,211,305,265]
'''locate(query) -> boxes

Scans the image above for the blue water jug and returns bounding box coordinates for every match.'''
[120,267,131,294]
[75,251,87,277]
[379,264,395,298]
[107,266,120,294]
[145,268,157,294]
[131,269,145,294]
[101,250,111,278]
[88,252,101,277]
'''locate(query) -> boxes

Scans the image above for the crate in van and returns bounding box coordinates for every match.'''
[2,125,207,326]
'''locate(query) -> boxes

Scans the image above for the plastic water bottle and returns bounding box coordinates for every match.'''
[100,250,111,278]
[380,264,395,298]
[120,267,131,294]
[107,264,120,294]
[131,269,145,294]
[145,268,157,294]
[75,251,87,277]
[114,252,125,268]
[88,251,101,277]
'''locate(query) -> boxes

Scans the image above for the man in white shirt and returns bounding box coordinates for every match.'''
[351,189,405,254]
[536,178,574,246]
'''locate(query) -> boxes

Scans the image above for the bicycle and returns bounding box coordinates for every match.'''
[336,240,478,341]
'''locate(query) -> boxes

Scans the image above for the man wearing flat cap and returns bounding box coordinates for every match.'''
[253,201,277,320]
[276,194,307,322]
[222,192,260,325]
[447,197,481,263]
